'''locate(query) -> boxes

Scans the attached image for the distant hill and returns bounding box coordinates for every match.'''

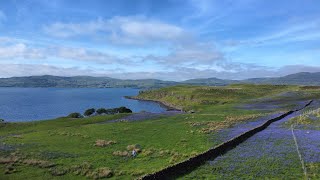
[0,72,319,88]
[181,77,238,86]
[0,75,178,88]
[181,72,320,86]
[243,72,320,85]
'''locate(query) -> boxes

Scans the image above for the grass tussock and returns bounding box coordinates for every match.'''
[127,144,142,152]
[113,151,129,157]
[48,130,89,138]
[88,167,113,179]
[4,164,17,174]
[0,156,19,164]
[94,140,117,147]
[49,167,68,176]
[22,159,56,168]
[70,162,93,176]
[69,162,113,179]
[0,154,56,175]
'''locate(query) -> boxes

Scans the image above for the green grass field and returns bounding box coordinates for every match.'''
[1,84,320,179]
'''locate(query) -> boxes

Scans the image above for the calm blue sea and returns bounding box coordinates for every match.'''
[0,88,166,122]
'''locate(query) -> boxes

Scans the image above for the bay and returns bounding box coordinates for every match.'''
[0,88,166,122]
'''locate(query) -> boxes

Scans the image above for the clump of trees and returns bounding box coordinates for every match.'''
[66,106,132,119]
[84,108,96,116]
[95,107,132,115]
[67,112,83,118]
[96,108,107,115]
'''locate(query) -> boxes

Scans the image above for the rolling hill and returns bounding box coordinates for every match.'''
[0,72,319,88]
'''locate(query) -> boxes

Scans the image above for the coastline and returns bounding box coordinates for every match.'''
[124,96,183,112]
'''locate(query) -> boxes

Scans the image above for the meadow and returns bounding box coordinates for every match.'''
[1,84,320,179]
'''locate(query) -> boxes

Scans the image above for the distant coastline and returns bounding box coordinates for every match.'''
[1,72,320,89]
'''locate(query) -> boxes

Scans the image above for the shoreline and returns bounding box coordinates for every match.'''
[124,96,183,112]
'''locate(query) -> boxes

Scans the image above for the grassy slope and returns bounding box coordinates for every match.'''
[1,84,320,179]
[135,84,300,111]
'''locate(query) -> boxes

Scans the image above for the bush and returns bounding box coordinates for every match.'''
[81,107,132,116]
[67,112,83,118]
[96,108,107,115]
[84,108,96,116]
[106,108,117,115]
[117,106,133,113]
[104,107,132,115]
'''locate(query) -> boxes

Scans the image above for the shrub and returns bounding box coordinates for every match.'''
[106,108,116,115]
[84,108,96,116]
[117,107,133,113]
[96,108,107,115]
[67,112,83,118]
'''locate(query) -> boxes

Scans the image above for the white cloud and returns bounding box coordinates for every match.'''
[0,38,129,65]
[43,18,106,38]
[143,43,224,66]
[0,43,45,59]
[0,64,103,78]
[52,46,123,64]
[107,16,187,44]
[43,16,189,45]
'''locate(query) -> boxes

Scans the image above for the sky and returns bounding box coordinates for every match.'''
[0,0,320,81]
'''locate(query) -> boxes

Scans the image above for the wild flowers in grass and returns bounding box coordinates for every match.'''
[294,129,320,163]
[286,106,320,164]
[183,110,306,179]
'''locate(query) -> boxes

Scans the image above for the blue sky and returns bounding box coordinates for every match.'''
[0,0,320,80]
